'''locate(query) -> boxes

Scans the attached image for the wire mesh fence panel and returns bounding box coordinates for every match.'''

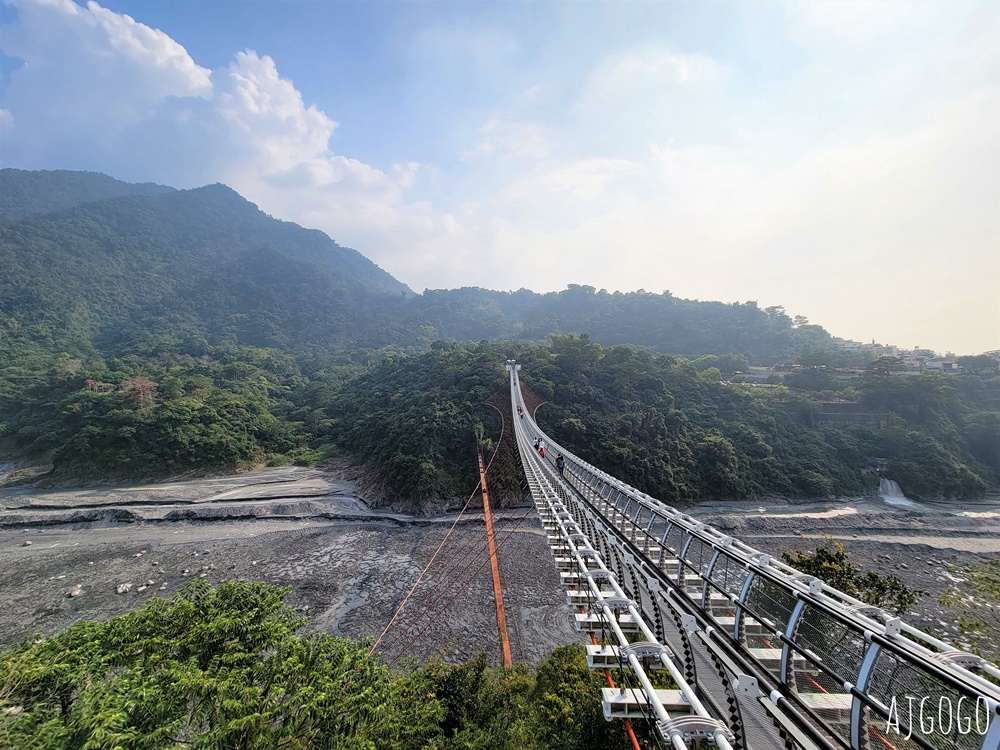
[683,537,715,577]
[788,605,868,744]
[792,605,866,687]
[664,524,690,561]
[710,551,752,601]
[744,576,798,646]
[866,647,993,750]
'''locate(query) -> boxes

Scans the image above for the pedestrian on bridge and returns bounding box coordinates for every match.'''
[556,454,565,476]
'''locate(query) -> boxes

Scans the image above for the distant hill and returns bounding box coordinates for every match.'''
[0,170,995,501]
[403,285,833,363]
[0,169,175,224]
[0,171,412,357]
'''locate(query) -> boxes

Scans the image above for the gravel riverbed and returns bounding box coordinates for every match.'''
[1,466,997,661]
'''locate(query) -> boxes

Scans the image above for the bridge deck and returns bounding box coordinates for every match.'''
[505,361,1000,750]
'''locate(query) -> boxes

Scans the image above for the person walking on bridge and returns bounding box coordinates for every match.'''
[556,454,565,476]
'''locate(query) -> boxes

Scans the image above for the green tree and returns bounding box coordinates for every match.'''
[0,580,442,750]
[867,356,908,377]
[957,355,999,376]
[783,541,918,614]
[964,412,1000,471]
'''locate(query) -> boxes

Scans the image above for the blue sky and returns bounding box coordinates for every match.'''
[1,0,997,354]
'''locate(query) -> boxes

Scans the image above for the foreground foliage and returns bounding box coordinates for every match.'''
[0,581,626,750]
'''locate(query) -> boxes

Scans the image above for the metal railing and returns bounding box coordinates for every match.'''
[507,361,1000,750]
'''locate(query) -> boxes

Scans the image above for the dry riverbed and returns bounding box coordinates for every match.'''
[1,464,997,661]
[0,464,576,664]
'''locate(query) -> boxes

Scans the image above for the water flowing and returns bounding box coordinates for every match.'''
[879,477,917,507]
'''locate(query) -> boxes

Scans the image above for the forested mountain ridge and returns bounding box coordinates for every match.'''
[0,168,175,224]
[1,169,996,502]
[329,339,997,506]
[2,169,833,365]
[407,285,834,362]
[1,173,411,358]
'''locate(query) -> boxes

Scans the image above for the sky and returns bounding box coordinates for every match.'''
[0,0,997,355]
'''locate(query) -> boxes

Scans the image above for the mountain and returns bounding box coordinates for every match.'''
[403,285,834,363]
[1,169,835,365]
[0,171,412,358]
[1,169,994,501]
[0,168,175,224]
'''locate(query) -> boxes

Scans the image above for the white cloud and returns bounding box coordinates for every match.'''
[0,0,433,270]
[442,89,999,353]
[213,52,338,175]
[0,0,996,352]
[0,0,210,167]
[85,0,211,91]
[497,158,640,207]
[577,46,726,115]
[465,117,550,161]
[786,0,913,46]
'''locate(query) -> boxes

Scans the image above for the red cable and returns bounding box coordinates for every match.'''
[367,481,482,657]
[374,509,525,656]
[370,418,516,656]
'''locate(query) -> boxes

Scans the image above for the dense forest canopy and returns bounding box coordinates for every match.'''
[1,169,997,503]
[1,169,836,363]
[0,168,175,224]
[0,580,629,750]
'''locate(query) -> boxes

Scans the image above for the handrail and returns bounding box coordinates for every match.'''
[506,361,1000,750]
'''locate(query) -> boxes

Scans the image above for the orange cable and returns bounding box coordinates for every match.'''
[869,726,899,750]
[480,449,513,666]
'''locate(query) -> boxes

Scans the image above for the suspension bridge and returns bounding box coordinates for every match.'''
[372,361,1000,750]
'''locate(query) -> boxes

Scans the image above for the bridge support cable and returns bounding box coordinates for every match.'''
[370,414,532,665]
[381,502,537,667]
[478,449,513,667]
[367,480,484,659]
[506,360,1000,750]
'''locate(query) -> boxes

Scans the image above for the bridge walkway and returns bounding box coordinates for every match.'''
[506,360,1000,750]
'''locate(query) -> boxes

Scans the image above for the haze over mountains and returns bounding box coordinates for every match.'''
[1,169,996,503]
[2,169,840,361]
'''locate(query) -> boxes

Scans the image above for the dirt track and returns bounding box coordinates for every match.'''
[1,465,997,661]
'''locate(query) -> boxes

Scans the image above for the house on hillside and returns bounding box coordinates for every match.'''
[924,356,962,374]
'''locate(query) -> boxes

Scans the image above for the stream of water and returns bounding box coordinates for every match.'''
[878,477,918,508]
